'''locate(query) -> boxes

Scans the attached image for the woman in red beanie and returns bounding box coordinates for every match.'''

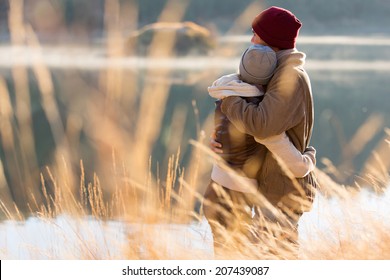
[204,6,319,258]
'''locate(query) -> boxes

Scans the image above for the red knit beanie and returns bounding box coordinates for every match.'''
[252,6,302,49]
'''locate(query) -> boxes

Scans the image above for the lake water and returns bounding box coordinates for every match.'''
[0,35,390,223]
[0,36,390,259]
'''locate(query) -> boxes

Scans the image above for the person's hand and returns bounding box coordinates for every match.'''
[210,130,223,154]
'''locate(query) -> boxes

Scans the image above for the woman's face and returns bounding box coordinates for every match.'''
[251,29,267,45]
[251,29,280,51]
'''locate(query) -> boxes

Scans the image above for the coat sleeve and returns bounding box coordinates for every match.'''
[256,133,316,178]
[220,72,305,139]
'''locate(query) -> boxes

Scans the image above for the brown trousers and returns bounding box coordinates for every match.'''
[203,180,300,257]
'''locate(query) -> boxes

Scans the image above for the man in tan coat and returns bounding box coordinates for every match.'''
[203,6,319,255]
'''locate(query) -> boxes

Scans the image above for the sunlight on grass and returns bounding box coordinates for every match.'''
[0,0,389,260]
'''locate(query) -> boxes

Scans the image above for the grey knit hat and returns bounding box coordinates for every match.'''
[239,44,277,85]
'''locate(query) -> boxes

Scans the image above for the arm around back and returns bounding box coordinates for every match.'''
[256,133,316,178]
[221,72,306,139]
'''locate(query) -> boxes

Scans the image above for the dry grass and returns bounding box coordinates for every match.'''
[299,169,390,260]
[0,0,389,260]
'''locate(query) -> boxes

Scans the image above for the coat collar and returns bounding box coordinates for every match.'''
[276,48,306,66]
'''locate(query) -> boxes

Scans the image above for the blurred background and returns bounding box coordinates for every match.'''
[0,0,390,216]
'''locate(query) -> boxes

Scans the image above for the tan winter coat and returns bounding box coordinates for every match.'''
[220,49,318,213]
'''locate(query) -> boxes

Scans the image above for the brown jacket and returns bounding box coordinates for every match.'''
[221,49,318,213]
[214,96,263,178]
